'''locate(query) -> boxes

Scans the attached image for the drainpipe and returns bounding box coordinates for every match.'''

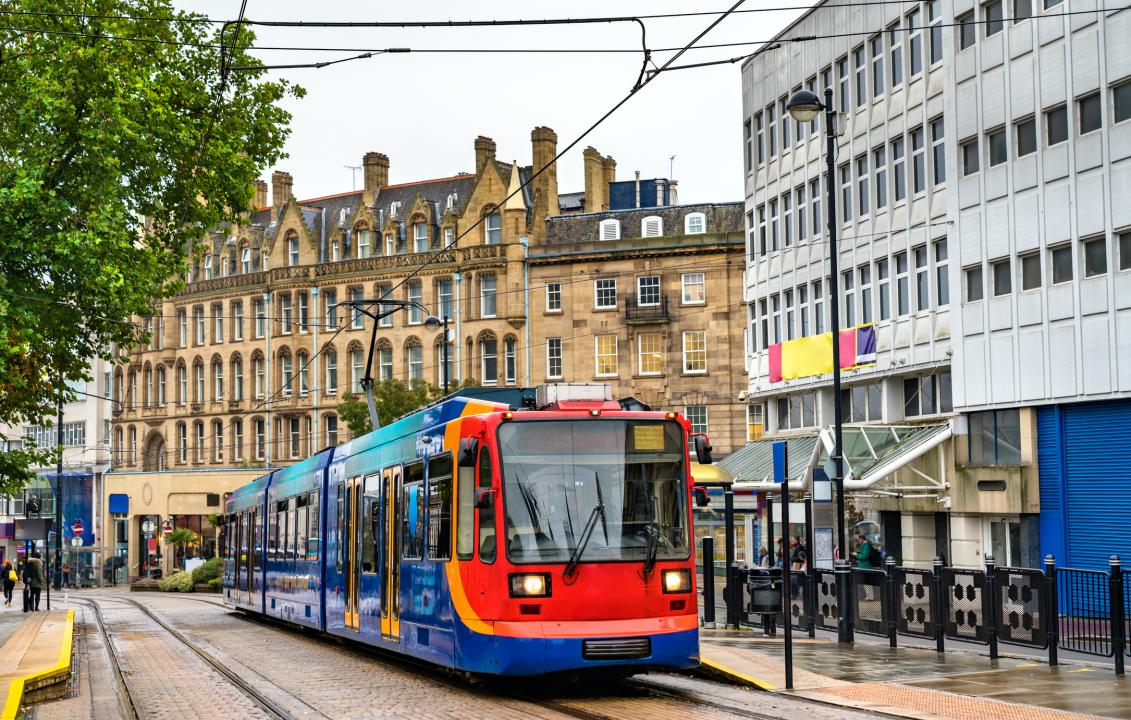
[453,272,463,380]
[263,291,271,466]
[311,286,320,451]
[520,236,531,387]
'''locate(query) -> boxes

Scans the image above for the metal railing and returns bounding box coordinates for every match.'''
[703,538,1127,676]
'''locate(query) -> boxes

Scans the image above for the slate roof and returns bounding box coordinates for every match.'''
[558,191,585,212]
[544,201,744,245]
[371,174,477,224]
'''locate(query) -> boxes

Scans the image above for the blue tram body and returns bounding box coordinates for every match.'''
[222,391,701,676]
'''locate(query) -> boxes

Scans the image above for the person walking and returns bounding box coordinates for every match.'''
[2,560,16,606]
[24,552,45,611]
[855,533,876,570]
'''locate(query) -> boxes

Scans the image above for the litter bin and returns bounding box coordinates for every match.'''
[747,567,783,635]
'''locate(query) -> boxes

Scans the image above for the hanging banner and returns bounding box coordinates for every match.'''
[768,324,877,382]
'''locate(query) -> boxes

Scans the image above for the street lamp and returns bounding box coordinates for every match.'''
[423,314,452,396]
[787,87,849,641]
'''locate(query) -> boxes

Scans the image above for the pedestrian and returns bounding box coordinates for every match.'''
[24,552,45,611]
[757,545,769,567]
[774,538,785,568]
[2,560,16,606]
[855,533,875,570]
[63,562,71,589]
[790,536,808,572]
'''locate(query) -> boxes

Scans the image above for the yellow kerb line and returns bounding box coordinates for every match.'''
[1,609,75,720]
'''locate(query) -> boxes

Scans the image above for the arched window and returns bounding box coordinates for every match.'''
[143,364,152,407]
[113,369,123,405]
[405,338,423,383]
[204,254,213,280]
[478,332,498,386]
[356,225,371,259]
[413,222,428,253]
[296,351,309,395]
[176,422,187,463]
[128,426,137,465]
[324,413,339,446]
[287,232,299,266]
[231,355,244,400]
[176,362,187,405]
[377,340,393,381]
[641,215,663,237]
[435,336,453,389]
[324,349,338,394]
[599,219,621,241]
[241,246,252,274]
[212,358,224,401]
[252,353,265,399]
[193,421,204,463]
[349,344,364,393]
[213,420,224,462]
[114,427,123,464]
[156,367,166,405]
[193,360,204,403]
[684,212,707,235]
[127,368,137,409]
[221,255,230,277]
[503,336,517,386]
[484,211,501,244]
[279,350,293,395]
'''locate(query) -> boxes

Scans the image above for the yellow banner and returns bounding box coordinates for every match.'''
[779,333,834,380]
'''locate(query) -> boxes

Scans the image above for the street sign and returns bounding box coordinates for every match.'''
[70,537,83,547]
[71,521,84,537]
[141,520,155,534]
[14,518,52,540]
[162,520,173,536]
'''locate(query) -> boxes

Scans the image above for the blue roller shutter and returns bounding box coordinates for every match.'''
[1036,407,1066,564]
[1061,400,1131,571]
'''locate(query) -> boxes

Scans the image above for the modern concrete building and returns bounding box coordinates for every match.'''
[0,357,114,570]
[738,0,1129,569]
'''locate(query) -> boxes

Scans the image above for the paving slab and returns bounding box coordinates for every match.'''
[699,629,1130,720]
[0,610,73,720]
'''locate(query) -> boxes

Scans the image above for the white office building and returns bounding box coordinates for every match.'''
[734,0,1130,570]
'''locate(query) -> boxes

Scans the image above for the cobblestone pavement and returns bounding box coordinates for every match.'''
[29,590,885,719]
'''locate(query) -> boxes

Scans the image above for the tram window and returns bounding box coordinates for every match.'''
[362,495,377,572]
[477,447,496,564]
[402,480,425,559]
[428,453,453,561]
[307,491,320,560]
[252,510,262,571]
[336,484,344,572]
[268,502,279,559]
[295,495,308,563]
[456,463,475,560]
[287,496,297,561]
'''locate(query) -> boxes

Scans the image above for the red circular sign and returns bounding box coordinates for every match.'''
[162,520,173,535]
[71,521,84,537]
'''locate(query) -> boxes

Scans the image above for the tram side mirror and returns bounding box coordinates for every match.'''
[693,435,714,465]
[458,438,479,467]
[693,487,711,508]
[475,488,495,510]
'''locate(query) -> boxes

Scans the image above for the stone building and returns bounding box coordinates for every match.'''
[107,126,748,577]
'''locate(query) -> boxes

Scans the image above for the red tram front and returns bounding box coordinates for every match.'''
[446,391,701,674]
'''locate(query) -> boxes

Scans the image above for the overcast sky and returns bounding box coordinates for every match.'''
[176,2,805,205]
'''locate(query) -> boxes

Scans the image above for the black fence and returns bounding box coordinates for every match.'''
[720,549,1127,676]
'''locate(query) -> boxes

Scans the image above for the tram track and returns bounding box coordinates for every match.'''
[72,596,323,720]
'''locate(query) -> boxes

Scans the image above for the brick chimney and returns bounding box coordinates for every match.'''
[253,180,268,210]
[362,152,389,205]
[271,171,293,218]
[583,147,610,212]
[474,136,497,176]
[530,126,559,218]
[602,155,617,194]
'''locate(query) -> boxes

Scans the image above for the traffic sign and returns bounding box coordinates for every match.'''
[70,537,83,547]
[71,521,84,537]
[162,520,173,536]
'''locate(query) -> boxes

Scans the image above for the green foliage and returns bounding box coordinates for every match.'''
[338,378,480,439]
[0,0,301,496]
[207,577,221,588]
[157,570,194,592]
[191,556,222,584]
[162,528,199,548]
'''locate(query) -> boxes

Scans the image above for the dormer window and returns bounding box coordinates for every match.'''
[203,255,213,280]
[331,240,340,262]
[413,223,428,253]
[287,234,299,266]
[221,256,229,276]
[384,233,394,256]
[357,229,371,259]
[599,219,621,241]
[685,212,706,235]
[241,247,251,274]
[484,212,501,245]
[642,216,663,237]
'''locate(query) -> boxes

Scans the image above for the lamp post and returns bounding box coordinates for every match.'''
[787,88,850,642]
[424,314,451,395]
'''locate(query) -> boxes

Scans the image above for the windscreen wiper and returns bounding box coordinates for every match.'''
[563,501,605,579]
[643,521,660,577]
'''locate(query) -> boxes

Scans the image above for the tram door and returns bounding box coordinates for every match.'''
[343,477,363,630]
[235,512,245,593]
[380,465,402,640]
[244,510,255,604]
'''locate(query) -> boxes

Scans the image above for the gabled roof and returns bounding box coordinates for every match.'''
[543,201,744,245]
[372,174,477,225]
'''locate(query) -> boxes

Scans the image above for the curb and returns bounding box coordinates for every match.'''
[694,657,775,691]
[1,609,75,720]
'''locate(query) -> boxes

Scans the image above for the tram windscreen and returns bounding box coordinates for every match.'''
[497,420,690,564]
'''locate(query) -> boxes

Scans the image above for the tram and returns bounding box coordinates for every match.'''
[222,384,708,676]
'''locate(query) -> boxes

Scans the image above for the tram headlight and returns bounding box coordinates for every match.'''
[662,569,691,594]
[509,573,552,598]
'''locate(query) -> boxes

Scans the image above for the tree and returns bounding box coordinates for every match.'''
[162,528,200,560]
[338,379,480,438]
[0,1,302,495]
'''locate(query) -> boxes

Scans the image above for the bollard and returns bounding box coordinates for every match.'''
[985,555,998,660]
[932,556,945,653]
[702,537,716,628]
[1044,554,1058,667]
[804,492,816,639]
[835,558,854,643]
[1111,556,1125,676]
[886,556,898,648]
